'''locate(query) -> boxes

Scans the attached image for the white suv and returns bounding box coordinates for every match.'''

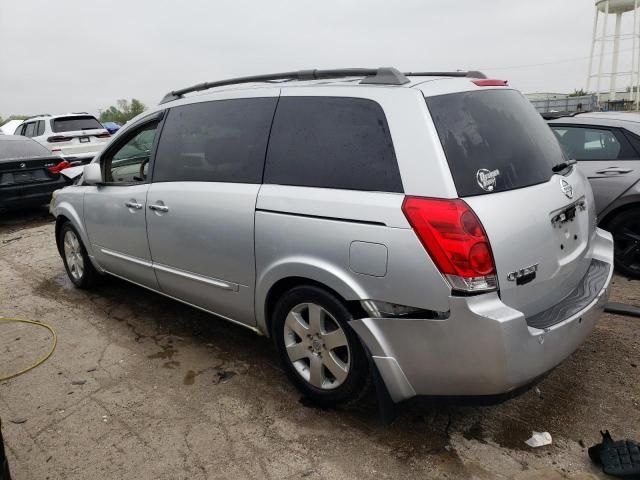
[14,113,111,163]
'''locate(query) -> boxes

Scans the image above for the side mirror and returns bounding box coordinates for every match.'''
[83,163,103,185]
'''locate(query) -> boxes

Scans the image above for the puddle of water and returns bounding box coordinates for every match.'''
[147,345,178,360]
[184,370,196,385]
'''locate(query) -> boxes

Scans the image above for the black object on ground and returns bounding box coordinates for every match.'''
[0,420,12,480]
[605,302,640,318]
[589,430,640,477]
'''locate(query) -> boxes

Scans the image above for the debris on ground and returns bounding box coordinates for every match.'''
[589,430,640,477]
[9,418,26,425]
[525,431,552,448]
[71,379,86,385]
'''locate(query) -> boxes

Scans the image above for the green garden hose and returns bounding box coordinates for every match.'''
[0,317,57,382]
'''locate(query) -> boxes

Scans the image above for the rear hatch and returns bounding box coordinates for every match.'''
[425,88,597,317]
[0,137,65,186]
[46,115,111,157]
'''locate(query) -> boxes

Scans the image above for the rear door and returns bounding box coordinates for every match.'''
[550,124,640,215]
[425,88,598,317]
[84,115,162,289]
[146,95,278,326]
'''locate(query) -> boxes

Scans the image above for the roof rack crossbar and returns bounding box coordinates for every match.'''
[159,68,487,104]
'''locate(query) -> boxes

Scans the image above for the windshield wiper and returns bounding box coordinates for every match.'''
[552,159,576,173]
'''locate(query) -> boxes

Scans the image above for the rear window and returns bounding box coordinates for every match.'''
[426,89,564,196]
[264,97,403,193]
[51,116,103,133]
[0,137,51,160]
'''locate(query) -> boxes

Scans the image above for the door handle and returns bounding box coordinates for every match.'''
[595,167,633,175]
[149,204,169,212]
[125,201,143,210]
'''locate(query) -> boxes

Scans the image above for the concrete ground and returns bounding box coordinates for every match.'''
[0,206,638,480]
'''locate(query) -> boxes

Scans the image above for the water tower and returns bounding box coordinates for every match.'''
[586,0,640,106]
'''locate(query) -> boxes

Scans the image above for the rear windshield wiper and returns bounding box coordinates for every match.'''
[552,159,577,173]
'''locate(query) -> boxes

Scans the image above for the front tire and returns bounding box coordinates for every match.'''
[271,285,370,407]
[607,207,640,279]
[59,222,98,289]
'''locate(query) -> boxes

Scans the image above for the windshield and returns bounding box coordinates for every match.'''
[425,89,565,197]
[52,116,103,133]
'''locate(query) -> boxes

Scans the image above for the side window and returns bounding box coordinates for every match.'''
[14,124,25,136]
[153,97,277,183]
[264,97,403,193]
[103,122,159,184]
[36,120,45,136]
[24,122,37,138]
[551,126,635,161]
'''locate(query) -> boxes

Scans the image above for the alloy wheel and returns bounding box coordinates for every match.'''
[63,230,85,281]
[283,302,351,390]
[614,221,640,276]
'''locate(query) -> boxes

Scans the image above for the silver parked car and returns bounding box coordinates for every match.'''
[548,112,640,278]
[50,68,613,407]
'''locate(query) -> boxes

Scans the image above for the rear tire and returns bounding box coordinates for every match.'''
[59,222,98,289]
[271,285,370,407]
[607,207,640,279]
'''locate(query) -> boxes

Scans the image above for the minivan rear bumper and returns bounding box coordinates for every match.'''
[349,228,614,403]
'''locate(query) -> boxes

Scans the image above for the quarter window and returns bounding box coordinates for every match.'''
[103,123,159,183]
[264,97,403,192]
[551,126,636,160]
[36,120,45,137]
[153,98,277,184]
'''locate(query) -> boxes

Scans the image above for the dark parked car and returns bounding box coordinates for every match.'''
[0,135,68,212]
[548,112,640,278]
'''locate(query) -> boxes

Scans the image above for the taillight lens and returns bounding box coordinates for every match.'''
[47,160,71,175]
[402,197,498,293]
[95,132,111,138]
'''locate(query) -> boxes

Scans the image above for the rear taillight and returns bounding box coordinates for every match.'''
[402,197,498,293]
[47,160,71,175]
[95,132,111,138]
[47,135,72,143]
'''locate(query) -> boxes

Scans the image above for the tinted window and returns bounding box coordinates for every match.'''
[153,98,277,184]
[551,126,636,160]
[426,89,564,197]
[51,116,102,133]
[36,120,45,136]
[0,136,51,160]
[264,97,402,192]
[104,123,159,183]
[24,122,37,138]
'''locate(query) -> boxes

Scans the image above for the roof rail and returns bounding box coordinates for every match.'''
[158,68,487,104]
[159,67,411,104]
[541,111,589,120]
[404,70,487,79]
[22,114,51,121]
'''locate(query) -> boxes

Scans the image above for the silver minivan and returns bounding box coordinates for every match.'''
[51,68,614,407]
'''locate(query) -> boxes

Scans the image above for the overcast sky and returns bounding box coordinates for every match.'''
[0,0,635,118]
